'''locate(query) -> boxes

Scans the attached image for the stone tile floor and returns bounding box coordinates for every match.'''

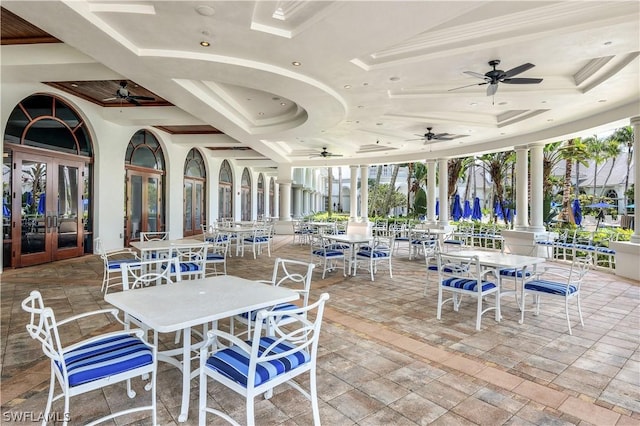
[1,236,638,425]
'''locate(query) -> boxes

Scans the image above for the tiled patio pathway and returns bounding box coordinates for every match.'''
[1,236,638,425]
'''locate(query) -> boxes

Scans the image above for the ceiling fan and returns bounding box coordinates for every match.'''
[102,81,156,105]
[310,147,343,158]
[407,127,453,143]
[449,60,543,96]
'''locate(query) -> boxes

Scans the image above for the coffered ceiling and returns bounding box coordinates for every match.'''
[1,1,639,168]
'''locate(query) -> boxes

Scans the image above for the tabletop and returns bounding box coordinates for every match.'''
[130,238,203,252]
[455,249,546,268]
[327,233,371,244]
[104,275,299,332]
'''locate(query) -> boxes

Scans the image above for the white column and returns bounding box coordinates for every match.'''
[438,158,449,227]
[529,144,545,232]
[350,165,358,222]
[360,165,369,222]
[514,146,529,230]
[292,185,303,218]
[273,179,279,219]
[278,180,292,221]
[302,189,310,215]
[426,160,437,224]
[631,116,640,243]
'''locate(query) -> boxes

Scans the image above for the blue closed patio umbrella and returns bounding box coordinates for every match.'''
[572,199,582,226]
[37,194,46,215]
[505,208,513,222]
[586,201,613,208]
[435,200,439,216]
[494,201,504,220]
[462,200,472,219]
[451,194,463,221]
[3,200,10,218]
[24,191,33,207]
[472,197,482,220]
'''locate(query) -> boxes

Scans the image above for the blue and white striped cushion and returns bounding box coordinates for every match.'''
[163,262,202,273]
[524,280,577,295]
[444,239,463,245]
[596,247,615,254]
[244,237,270,243]
[312,249,343,257]
[357,250,389,258]
[329,243,350,250]
[499,268,533,278]
[206,337,310,387]
[107,258,140,271]
[206,253,225,260]
[239,303,298,321]
[536,240,555,246]
[442,277,496,292]
[62,335,153,387]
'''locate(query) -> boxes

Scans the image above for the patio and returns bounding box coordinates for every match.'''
[1,236,638,425]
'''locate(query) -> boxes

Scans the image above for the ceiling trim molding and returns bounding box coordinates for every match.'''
[579,51,640,93]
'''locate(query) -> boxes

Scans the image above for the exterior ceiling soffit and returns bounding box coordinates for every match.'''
[250,1,341,38]
[382,112,496,127]
[351,2,636,70]
[578,52,640,93]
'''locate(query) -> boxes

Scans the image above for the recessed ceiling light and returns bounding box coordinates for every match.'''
[389,76,400,82]
[498,101,507,105]
[291,61,301,66]
[363,82,369,86]
[357,105,364,109]
[376,122,383,126]
[547,118,554,122]
[541,100,547,104]
[604,41,612,45]
[500,132,506,135]
[196,5,215,16]
[272,97,281,101]
[200,41,210,47]
[470,102,477,106]
[71,83,79,88]
[343,84,352,89]
[598,99,607,103]
[280,102,286,106]
[258,112,264,116]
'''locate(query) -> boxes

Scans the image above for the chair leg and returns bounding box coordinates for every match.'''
[199,367,208,426]
[246,395,255,426]
[436,287,443,320]
[577,294,584,327]
[44,372,56,425]
[476,295,483,330]
[310,368,321,425]
[565,298,572,335]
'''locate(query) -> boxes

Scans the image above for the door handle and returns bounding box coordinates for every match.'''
[47,215,53,232]
[53,215,58,229]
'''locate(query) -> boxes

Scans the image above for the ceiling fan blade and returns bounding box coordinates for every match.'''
[406,137,425,141]
[487,83,499,96]
[501,77,543,84]
[435,135,454,140]
[448,81,488,92]
[129,95,155,101]
[503,63,535,78]
[102,97,117,101]
[463,71,489,80]
[126,97,141,106]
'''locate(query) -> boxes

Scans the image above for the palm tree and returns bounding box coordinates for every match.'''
[477,152,514,225]
[609,126,634,211]
[382,164,400,216]
[583,134,609,197]
[599,137,622,197]
[558,138,589,222]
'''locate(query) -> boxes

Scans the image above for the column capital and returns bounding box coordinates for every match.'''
[514,145,529,151]
[630,116,640,126]
[277,179,292,185]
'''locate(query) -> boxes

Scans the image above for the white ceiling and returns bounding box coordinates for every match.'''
[2,1,639,168]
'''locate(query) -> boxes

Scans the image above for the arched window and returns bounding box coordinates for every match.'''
[3,94,93,268]
[241,168,252,221]
[184,149,206,236]
[605,189,619,208]
[125,130,165,244]
[257,174,265,219]
[218,160,233,220]
[269,178,275,218]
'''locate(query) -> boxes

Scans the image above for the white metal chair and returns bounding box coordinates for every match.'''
[436,252,500,330]
[21,290,157,426]
[519,255,591,335]
[310,235,346,279]
[203,236,229,277]
[422,240,441,296]
[198,293,330,426]
[95,237,141,294]
[355,233,394,281]
[243,225,272,259]
[232,258,316,338]
[166,241,208,280]
[139,231,170,259]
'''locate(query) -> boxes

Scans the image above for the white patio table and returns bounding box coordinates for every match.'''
[326,233,372,275]
[130,238,203,260]
[104,275,298,422]
[453,249,546,309]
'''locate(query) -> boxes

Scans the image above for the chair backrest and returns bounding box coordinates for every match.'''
[140,231,169,242]
[568,255,591,287]
[168,242,209,279]
[22,290,62,363]
[121,257,181,290]
[248,293,330,388]
[437,252,482,284]
[268,258,315,307]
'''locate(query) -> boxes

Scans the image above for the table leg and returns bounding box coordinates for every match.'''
[178,326,192,422]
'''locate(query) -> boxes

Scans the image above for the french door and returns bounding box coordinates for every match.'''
[126,169,164,245]
[184,178,204,236]
[12,151,85,267]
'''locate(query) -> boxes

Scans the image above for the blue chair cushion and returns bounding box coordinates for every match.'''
[312,249,343,257]
[499,268,533,278]
[244,236,270,243]
[596,247,615,254]
[206,253,225,260]
[206,336,310,387]
[163,262,203,273]
[357,250,389,258]
[524,280,577,295]
[329,243,350,250]
[444,239,463,245]
[107,258,140,270]
[536,241,555,246]
[62,335,153,387]
[239,303,298,321]
[442,277,496,292]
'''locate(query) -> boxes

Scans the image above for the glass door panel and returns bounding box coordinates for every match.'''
[194,182,202,231]
[184,181,193,232]
[147,176,159,232]
[56,164,79,250]
[126,170,163,245]
[20,159,47,257]
[130,175,143,240]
